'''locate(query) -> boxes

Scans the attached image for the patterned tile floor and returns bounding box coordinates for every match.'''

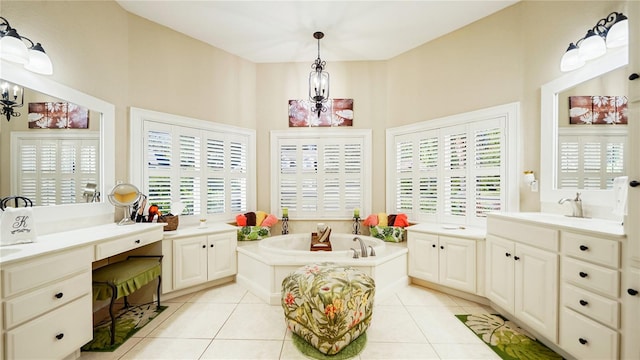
[79,282,501,360]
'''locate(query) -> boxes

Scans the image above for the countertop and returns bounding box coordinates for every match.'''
[489,212,625,238]
[0,223,165,265]
[406,222,487,240]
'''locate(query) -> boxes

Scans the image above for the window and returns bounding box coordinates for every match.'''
[271,129,372,219]
[130,108,255,221]
[557,127,626,190]
[386,103,519,226]
[11,132,99,206]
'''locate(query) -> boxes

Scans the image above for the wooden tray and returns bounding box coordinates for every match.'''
[310,232,332,251]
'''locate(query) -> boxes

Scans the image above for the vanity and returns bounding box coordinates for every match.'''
[0,223,164,359]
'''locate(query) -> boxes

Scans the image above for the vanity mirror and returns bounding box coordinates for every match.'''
[0,61,115,219]
[540,46,628,216]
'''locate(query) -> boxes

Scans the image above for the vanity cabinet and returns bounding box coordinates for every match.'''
[559,230,621,360]
[407,226,482,295]
[486,233,558,341]
[1,246,94,359]
[171,230,237,291]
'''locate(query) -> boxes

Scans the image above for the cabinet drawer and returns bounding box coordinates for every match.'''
[95,228,162,260]
[562,257,619,297]
[4,271,91,329]
[2,246,93,298]
[562,283,619,328]
[487,218,558,251]
[561,231,619,268]
[5,294,93,360]
[560,308,618,360]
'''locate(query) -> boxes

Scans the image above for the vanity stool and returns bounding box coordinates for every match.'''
[92,255,163,345]
[281,263,375,355]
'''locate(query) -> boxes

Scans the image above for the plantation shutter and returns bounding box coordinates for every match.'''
[15,135,99,206]
[557,129,626,190]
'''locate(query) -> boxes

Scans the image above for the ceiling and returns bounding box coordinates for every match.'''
[116,0,519,64]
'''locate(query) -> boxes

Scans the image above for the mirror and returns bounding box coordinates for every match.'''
[540,46,628,215]
[0,60,115,219]
[108,183,141,225]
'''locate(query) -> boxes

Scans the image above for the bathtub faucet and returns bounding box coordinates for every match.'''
[368,245,376,257]
[349,248,360,259]
[353,237,368,258]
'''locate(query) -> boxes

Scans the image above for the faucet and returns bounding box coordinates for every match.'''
[559,192,584,217]
[353,237,368,258]
[368,245,376,257]
[349,248,359,259]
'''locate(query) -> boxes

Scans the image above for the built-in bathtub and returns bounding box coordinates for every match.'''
[237,233,409,305]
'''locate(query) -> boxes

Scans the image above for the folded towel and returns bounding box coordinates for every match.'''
[363,214,378,226]
[245,212,256,226]
[394,213,409,227]
[236,214,247,226]
[255,210,267,226]
[378,212,388,226]
[261,214,278,227]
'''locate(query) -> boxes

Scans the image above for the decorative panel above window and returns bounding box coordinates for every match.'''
[271,129,372,219]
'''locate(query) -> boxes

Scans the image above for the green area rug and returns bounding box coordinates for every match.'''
[456,314,563,360]
[81,303,166,352]
[291,332,366,360]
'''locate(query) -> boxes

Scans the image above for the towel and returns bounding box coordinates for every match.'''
[394,213,409,227]
[245,212,256,226]
[363,214,378,226]
[261,214,278,227]
[1,207,37,245]
[255,210,268,226]
[612,176,628,216]
[378,212,388,226]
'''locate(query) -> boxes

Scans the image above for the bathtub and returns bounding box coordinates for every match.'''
[237,233,408,305]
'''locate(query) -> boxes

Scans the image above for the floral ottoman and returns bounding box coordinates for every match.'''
[281,263,375,355]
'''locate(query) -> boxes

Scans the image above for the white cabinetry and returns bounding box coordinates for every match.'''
[407,227,479,294]
[621,267,640,359]
[1,246,94,360]
[559,231,622,360]
[486,217,559,342]
[172,230,237,290]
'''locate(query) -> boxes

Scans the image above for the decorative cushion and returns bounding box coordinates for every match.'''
[237,226,271,241]
[281,263,375,355]
[369,225,406,242]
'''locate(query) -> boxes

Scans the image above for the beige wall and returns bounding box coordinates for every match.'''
[0,0,628,214]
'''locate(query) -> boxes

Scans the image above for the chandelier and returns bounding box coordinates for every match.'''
[1,81,23,122]
[309,31,329,118]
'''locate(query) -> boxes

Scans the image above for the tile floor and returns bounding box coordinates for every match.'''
[79,282,501,360]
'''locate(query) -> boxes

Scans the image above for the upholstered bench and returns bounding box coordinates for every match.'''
[92,255,163,344]
[281,263,375,355]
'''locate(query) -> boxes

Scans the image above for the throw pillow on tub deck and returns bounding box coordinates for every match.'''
[237,226,271,241]
[368,226,405,242]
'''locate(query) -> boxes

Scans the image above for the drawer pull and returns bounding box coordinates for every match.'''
[631,180,640,188]
[432,244,436,248]
[135,239,141,244]
[514,256,520,261]
[579,271,588,278]
[202,244,206,249]
[579,245,589,251]
[578,338,588,345]
[210,244,214,248]
[579,299,588,306]
[55,333,64,340]
[54,292,64,299]
[630,73,640,81]
[628,288,639,296]
[505,252,512,257]
[440,245,444,250]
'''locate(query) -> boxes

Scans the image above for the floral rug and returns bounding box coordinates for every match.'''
[291,332,367,360]
[456,314,563,360]
[81,303,166,352]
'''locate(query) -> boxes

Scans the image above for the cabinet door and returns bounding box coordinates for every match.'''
[486,235,515,313]
[439,236,476,293]
[515,243,558,341]
[407,232,439,283]
[173,236,208,289]
[621,267,640,360]
[626,0,640,269]
[207,232,237,280]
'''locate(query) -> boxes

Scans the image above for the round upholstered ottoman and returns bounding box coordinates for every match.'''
[281,263,375,355]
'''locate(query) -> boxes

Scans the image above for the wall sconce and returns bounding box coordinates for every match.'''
[309,31,329,118]
[1,81,24,122]
[560,11,628,72]
[523,171,538,192]
[0,16,53,75]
